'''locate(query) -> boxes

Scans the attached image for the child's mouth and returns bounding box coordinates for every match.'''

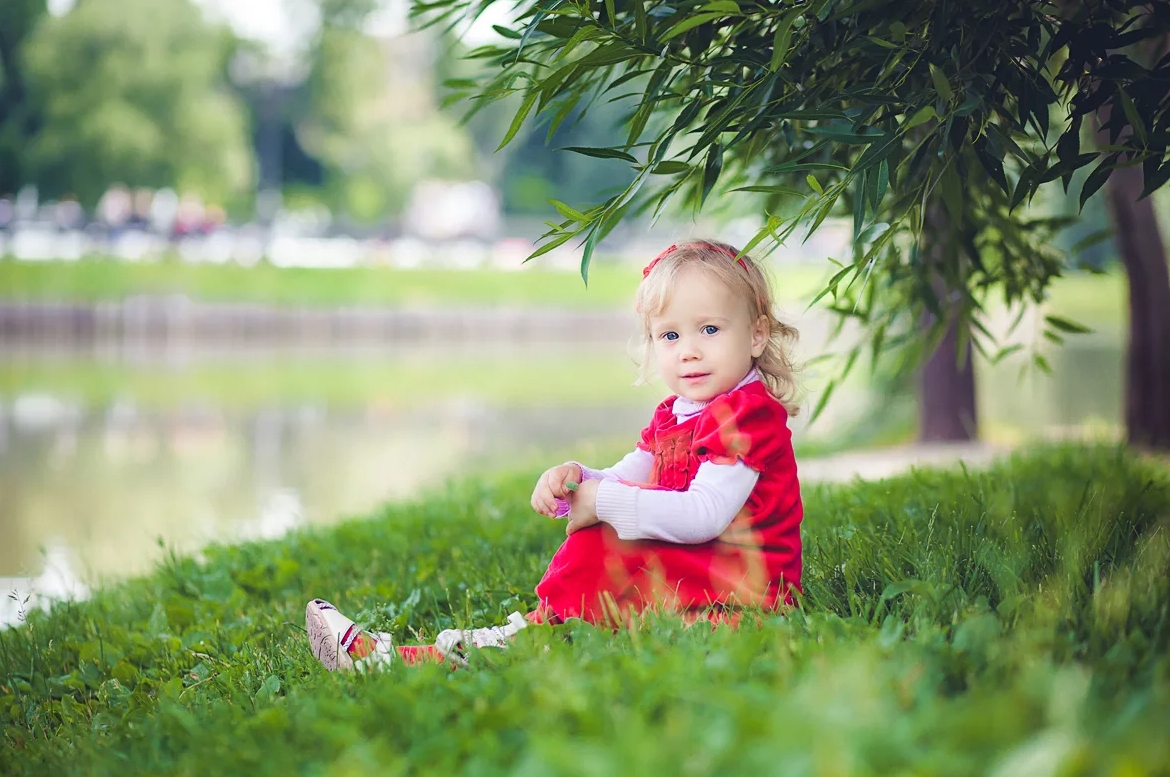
[681,373,709,382]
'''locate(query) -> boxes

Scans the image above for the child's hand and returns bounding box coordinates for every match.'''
[531,463,583,518]
[565,479,600,536]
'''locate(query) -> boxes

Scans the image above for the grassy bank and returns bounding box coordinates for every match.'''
[0,258,1126,321]
[0,258,821,309]
[3,445,1168,775]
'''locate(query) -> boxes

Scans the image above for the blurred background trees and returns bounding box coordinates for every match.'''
[0,0,633,226]
[0,0,48,196]
[21,0,253,209]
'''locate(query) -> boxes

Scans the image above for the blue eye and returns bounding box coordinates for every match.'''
[702,325,719,335]
[661,331,679,341]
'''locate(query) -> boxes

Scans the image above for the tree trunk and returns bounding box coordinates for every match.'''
[1103,167,1170,450]
[918,200,979,442]
[1095,29,1170,452]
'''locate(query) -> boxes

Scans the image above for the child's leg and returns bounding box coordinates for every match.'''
[306,599,535,670]
[524,603,562,625]
[535,524,767,627]
[396,645,447,666]
[305,599,394,672]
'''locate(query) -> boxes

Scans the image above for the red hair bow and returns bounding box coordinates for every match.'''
[642,242,748,278]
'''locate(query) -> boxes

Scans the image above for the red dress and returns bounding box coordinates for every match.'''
[534,380,803,624]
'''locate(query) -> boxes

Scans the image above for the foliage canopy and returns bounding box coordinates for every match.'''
[415,0,1169,387]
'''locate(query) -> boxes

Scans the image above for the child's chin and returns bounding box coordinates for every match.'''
[679,387,718,403]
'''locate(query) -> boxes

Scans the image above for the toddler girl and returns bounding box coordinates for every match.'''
[306,239,804,671]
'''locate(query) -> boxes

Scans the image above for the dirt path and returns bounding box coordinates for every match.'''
[798,441,1012,484]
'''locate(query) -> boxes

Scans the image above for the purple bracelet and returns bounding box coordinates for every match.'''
[554,480,578,518]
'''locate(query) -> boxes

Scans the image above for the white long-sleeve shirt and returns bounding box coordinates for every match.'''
[571,372,762,545]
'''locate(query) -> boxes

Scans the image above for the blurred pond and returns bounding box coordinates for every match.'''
[0,331,1123,625]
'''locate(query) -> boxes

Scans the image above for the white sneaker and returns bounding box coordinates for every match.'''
[434,611,528,665]
[305,598,394,672]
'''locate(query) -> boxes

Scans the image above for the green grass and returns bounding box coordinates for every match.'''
[2,445,1168,775]
[0,257,828,308]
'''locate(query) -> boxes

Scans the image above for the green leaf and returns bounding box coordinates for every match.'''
[492,25,522,39]
[701,142,724,206]
[575,41,641,67]
[1044,315,1092,335]
[953,96,981,116]
[805,123,883,144]
[770,11,799,71]
[806,173,824,194]
[1117,88,1147,146]
[561,146,639,163]
[929,63,953,103]
[1010,160,1040,211]
[546,92,582,142]
[632,0,648,41]
[701,0,741,11]
[881,579,927,601]
[853,131,902,173]
[1140,157,1170,200]
[762,161,849,175]
[808,377,838,424]
[550,199,587,222]
[806,263,855,309]
[581,226,602,283]
[805,190,842,236]
[649,161,691,175]
[1079,156,1115,210]
[1070,228,1112,255]
[527,230,578,261]
[660,12,724,41]
[940,161,963,220]
[974,138,1009,193]
[904,105,936,130]
[627,62,672,147]
[864,35,899,49]
[498,90,538,151]
[991,343,1024,365]
[853,171,867,241]
[731,185,803,196]
[257,675,281,702]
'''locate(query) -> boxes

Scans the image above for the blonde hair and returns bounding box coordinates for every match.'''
[633,239,801,416]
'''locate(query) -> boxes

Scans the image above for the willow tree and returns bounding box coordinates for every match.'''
[416,0,1170,449]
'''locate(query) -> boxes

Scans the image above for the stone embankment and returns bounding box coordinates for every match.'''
[0,298,638,353]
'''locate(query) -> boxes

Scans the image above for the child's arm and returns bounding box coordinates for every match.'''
[568,448,653,485]
[534,450,654,520]
[590,460,759,544]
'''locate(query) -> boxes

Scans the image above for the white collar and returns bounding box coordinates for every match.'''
[672,369,760,422]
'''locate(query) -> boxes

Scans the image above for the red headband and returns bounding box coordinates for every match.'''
[642,243,748,278]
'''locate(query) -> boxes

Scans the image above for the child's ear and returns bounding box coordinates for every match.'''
[751,315,768,358]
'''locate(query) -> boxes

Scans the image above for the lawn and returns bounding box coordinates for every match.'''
[2,445,1167,775]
